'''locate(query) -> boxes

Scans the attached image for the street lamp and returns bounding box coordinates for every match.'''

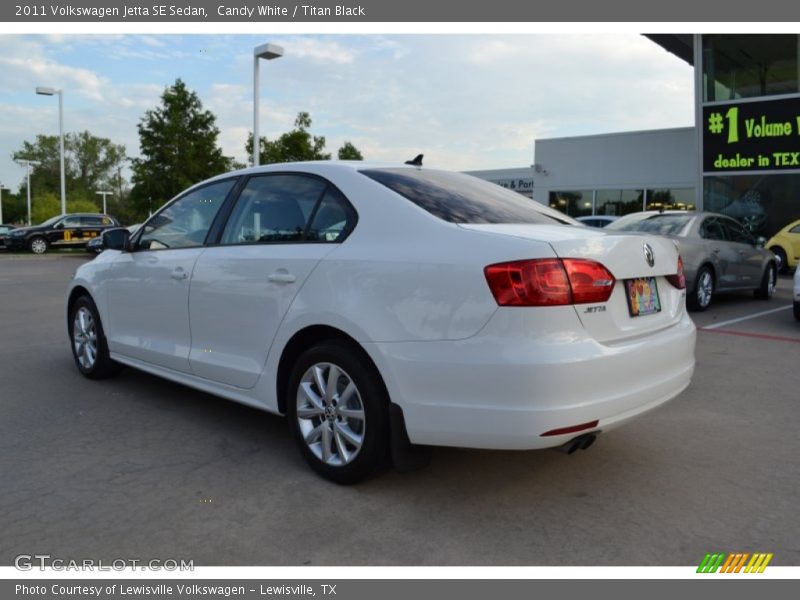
[252,42,284,167]
[0,183,8,224]
[35,86,66,215]
[19,160,40,226]
[96,190,113,214]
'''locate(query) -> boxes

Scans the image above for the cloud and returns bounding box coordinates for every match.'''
[0,34,693,191]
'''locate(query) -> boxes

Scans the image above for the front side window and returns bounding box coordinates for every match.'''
[137,179,235,251]
[363,168,574,225]
[61,217,81,228]
[722,218,754,244]
[221,174,355,245]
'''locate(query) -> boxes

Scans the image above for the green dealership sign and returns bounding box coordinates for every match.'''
[703,96,800,172]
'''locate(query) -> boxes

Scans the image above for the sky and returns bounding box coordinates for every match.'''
[0,34,693,193]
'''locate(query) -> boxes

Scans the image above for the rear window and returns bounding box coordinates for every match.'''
[361,168,574,225]
[610,214,693,236]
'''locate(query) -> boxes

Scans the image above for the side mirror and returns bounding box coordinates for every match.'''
[755,236,767,248]
[102,228,130,251]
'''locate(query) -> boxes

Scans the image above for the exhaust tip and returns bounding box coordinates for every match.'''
[555,433,598,454]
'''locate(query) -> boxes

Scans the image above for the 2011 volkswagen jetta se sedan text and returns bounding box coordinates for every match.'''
[66,161,696,483]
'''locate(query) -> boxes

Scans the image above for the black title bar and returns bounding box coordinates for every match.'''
[4,0,800,22]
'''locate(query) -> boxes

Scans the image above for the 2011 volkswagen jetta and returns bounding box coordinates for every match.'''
[66,161,696,483]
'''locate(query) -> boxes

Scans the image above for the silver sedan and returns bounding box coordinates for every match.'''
[606,211,778,311]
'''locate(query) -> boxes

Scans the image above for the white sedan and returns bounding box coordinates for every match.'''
[66,161,696,483]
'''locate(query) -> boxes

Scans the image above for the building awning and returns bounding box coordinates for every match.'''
[644,34,694,66]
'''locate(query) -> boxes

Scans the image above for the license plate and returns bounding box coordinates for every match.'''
[625,277,661,317]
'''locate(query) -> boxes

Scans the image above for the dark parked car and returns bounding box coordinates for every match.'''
[606,211,777,311]
[0,224,16,249]
[5,213,120,254]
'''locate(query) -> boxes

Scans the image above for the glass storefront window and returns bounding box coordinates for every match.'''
[645,188,696,211]
[702,34,800,102]
[595,189,644,216]
[548,191,593,217]
[704,173,800,237]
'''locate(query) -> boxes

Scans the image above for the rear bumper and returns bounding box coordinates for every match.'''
[366,308,696,450]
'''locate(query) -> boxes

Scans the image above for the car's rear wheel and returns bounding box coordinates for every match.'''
[770,246,788,273]
[69,295,121,379]
[29,236,48,254]
[688,266,714,312]
[287,340,389,484]
[754,263,777,300]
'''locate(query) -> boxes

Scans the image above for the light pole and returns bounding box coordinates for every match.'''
[96,190,113,214]
[35,86,66,215]
[252,42,284,167]
[19,160,40,226]
[0,183,8,224]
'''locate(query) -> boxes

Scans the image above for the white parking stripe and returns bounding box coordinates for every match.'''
[702,305,792,330]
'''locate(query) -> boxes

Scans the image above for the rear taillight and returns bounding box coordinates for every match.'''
[666,256,686,290]
[484,258,615,306]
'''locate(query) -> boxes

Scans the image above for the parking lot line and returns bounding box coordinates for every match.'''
[701,305,792,330]
[698,328,800,344]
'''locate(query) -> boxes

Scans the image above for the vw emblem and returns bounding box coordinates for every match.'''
[643,243,655,268]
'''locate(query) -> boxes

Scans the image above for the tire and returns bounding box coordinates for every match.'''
[68,295,122,379]
[286,340,390,484]
[754,263,777,300]
[795,301,800,321]
[29,236,48,255]
[770,246,788,273]
[688,266,714,312]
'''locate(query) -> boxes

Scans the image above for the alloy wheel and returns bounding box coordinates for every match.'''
[30,238,47,254]
[72,307,98,370]
[697,271,713,308]
[296,362,365,467]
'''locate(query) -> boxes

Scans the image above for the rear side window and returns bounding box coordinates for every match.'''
[81,216,105,227]
[701,217,727,241]
[361,168,573,225]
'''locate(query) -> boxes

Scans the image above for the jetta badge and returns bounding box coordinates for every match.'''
[643,243,655,268]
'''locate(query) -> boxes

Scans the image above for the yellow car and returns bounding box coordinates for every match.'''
[766,219,800,271]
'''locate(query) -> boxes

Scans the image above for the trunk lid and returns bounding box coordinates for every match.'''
[461,224,686,343]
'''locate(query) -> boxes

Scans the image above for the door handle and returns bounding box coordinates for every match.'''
[171,267,188,281]
[268,271,296,284]
[713,248,720,254]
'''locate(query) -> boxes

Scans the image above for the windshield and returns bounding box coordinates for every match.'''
[608,214,693,236]
[361,168,576,225]
[38,215,64,227]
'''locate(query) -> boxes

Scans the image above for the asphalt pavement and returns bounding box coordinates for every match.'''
[1,253,798,566]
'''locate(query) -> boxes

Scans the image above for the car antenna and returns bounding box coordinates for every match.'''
[405,154,423,167]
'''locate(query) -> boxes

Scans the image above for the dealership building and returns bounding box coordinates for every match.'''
[471,34,800,239]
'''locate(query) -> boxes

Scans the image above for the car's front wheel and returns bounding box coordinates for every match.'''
[754,263,777,300]
[287,340,389,484]
[29,236,48,254]
[68,295,121,379]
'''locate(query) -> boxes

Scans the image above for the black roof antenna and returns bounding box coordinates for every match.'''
[405,154,423,167]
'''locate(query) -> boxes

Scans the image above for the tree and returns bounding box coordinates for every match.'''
[130,79,233,218]
[30,192,100,225]
[12,132,126,204]
[337,142,363,161]
[246,112,364,164]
